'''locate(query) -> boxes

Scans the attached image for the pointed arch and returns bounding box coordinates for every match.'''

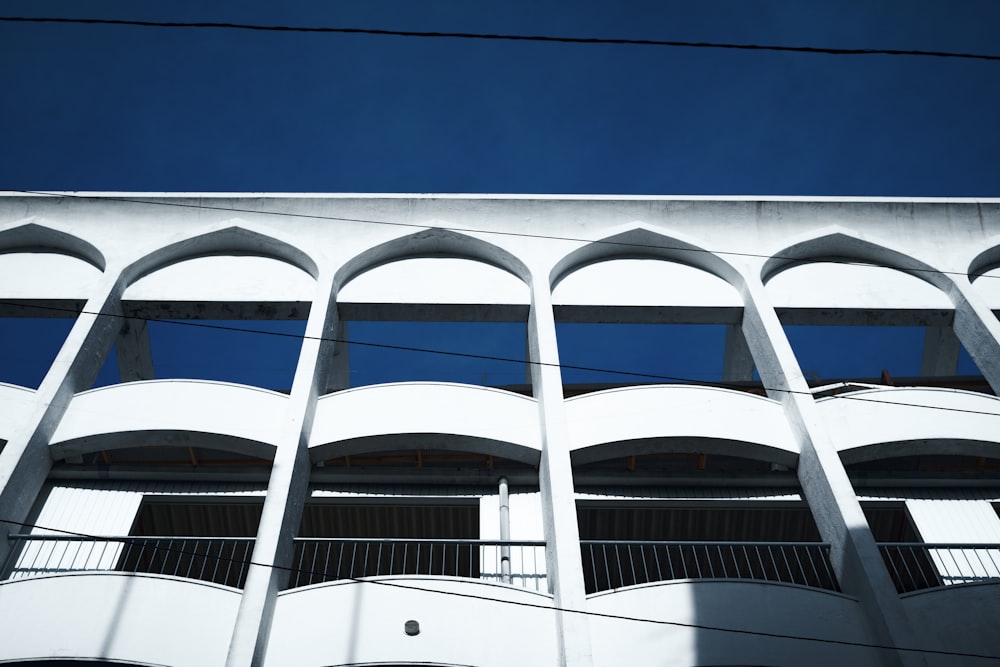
[0,219,106,270]
[123,219,319,286]
[549,224,743,290]
[335,226,530,290]
[761,226,950,292]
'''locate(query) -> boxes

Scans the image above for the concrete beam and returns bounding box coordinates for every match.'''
[920,326,960,377]
[115,317,155,382]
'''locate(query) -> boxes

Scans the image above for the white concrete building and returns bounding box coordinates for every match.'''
[1,193,1000,667]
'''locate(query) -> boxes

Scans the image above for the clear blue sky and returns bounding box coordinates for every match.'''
[0,2,996,390]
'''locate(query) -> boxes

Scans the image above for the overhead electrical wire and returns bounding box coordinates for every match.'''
[0,16,998,62]
[1,517,998,661]
[3,299,1000,420]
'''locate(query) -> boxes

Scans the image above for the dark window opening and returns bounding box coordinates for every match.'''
[118,499,264,588]
[847,455,1000,476]
[291,501,481,587]
[862,502,938,593]
[577,502,836,593]
[574,452,780,478]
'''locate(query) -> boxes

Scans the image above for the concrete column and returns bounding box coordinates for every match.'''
[115,317,155,381]
[740,274,927,667]
[0,273,124,565]
[946,279,1000,394]
[722,323,755,382]
[225,278,339,667]
[527,275,593,667]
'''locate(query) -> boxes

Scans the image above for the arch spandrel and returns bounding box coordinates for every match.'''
[0,220,106,271]
[334,226,531,291]
[122,221,320,287]
[549,225,744,292]
[761,227,950,294]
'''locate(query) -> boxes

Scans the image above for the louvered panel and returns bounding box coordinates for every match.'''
[34,485,143,536]
[906,499,1000,543]
[32,481,270,538]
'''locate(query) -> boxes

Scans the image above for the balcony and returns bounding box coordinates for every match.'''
[289,538,547,591]
[3,534,255,588]
[878,543,1000,593]
[582,540,838,593]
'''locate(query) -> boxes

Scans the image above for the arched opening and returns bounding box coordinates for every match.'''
[569,437,841,592]
[96,251,316,391]
[764,237,986,393]
[553,257,750,395]
[295,430,544,591]
[335,254,530,391]
[0,246,104,388]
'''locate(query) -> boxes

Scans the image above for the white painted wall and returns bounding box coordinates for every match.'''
[566,385,797,463]
[124,254,316,302]
[50,379,289,456]
[588,581,881,667]
[0,383,36,441]
[310,382,540,457]
[0,574,240,667]
[340,256,529,304]
[901,584,1000,666]
[767,261,951,309]
[267,577,557,667]
[554,259,740,306]
[0,252,102,299]
[816,387,1000,461]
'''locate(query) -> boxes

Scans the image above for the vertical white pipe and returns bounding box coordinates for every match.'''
[499,476,511,584]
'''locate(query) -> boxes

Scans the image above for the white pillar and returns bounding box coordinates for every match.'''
[225,280,339,667]
[0,272,124,565]
[527,275,593,667]
[740,274,927,667]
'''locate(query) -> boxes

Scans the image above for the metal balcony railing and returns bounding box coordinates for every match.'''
[878,543,1000,593]
[290,538,548,592]
[3,534,255,588]
[580,541,839,593]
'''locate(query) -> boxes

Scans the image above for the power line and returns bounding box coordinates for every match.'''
[1,16,998,62]
[16,190,1000,283]
[2,517,998,661]
[4,299,1000,419]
